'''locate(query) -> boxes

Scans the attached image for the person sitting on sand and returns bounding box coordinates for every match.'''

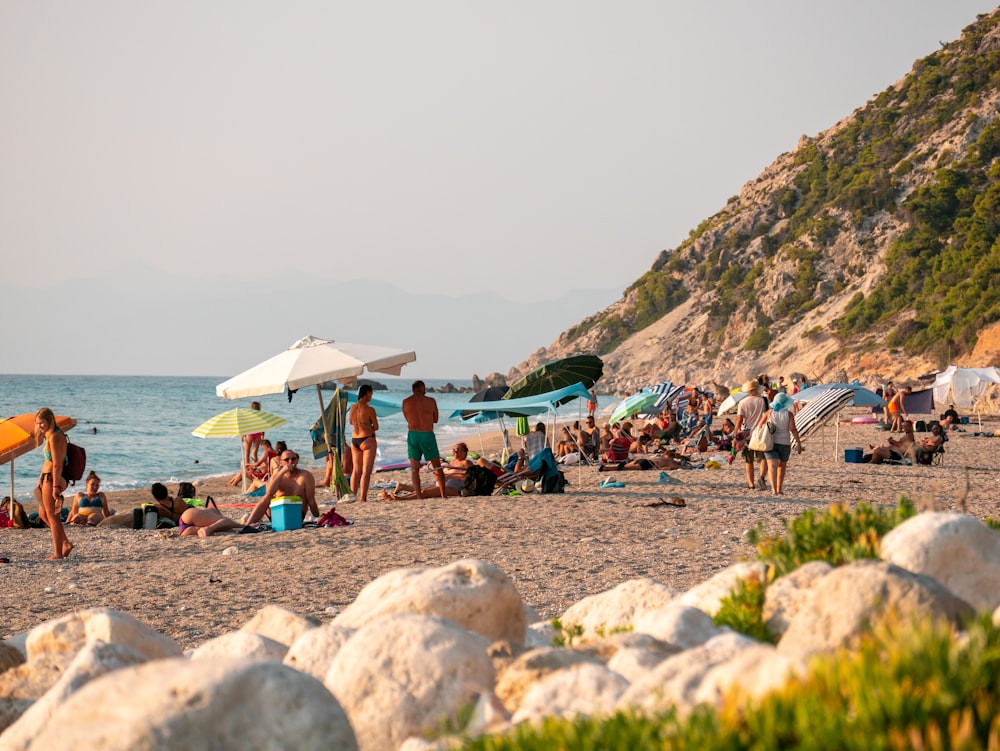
[67,471,113,525]
[556,427,576,458]
[914,424,945,464]
[382,442,474,500]
[245,450,319,525]
[597,453,685,472]
[227,439,278,487]
[865,420,916,464]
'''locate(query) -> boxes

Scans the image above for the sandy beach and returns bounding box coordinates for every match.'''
[3,414,999,650]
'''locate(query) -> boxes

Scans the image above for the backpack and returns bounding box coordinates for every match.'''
[461,465,497,497]
[541,471,567,494]
[62,441,87,485]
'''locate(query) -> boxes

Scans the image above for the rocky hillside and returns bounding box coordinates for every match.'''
[511,9,1000,394]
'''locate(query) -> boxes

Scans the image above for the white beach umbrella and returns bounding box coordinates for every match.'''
[215,335,416,491]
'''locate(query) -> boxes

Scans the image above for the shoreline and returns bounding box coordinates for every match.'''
[2,416,999,650]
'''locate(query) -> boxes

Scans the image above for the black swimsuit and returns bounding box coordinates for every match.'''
[352,435,375,450]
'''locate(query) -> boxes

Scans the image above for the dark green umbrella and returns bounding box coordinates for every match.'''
[503,355,604,406]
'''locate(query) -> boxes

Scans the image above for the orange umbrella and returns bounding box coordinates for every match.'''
[0,413,77,500]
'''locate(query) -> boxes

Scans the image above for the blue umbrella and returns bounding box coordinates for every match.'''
[793,382,886,407]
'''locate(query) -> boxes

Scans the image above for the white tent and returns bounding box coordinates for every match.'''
[930,366,1000,427]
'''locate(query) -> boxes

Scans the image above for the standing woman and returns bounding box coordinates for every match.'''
[349,384,379,502]
[758,392,802,496]
[34,407,73,559]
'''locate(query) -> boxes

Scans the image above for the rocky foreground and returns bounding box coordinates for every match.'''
[1,511,998,750]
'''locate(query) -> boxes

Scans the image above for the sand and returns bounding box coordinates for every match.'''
[3,416,999,650]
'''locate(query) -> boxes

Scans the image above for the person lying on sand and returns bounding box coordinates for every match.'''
[598,454,685,472]
[178,506,255,537]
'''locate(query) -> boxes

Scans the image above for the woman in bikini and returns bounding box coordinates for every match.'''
[349,384,379,502]
[34,407,73,559]
[67,470,112,525]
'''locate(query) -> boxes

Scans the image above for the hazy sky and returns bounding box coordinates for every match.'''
[1,1,993,378]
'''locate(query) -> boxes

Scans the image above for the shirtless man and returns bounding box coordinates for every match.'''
[401,380,447,499]
[888,386,911,432]
[246,450,318,524]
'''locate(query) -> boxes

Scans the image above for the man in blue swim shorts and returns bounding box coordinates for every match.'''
[402,380,447,499]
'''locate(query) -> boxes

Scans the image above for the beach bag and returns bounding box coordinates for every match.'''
[1,497,30,529]
[462,465,497,497]
[748,422,775,452]
[62,440,87,486]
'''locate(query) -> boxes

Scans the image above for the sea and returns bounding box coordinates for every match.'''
[0,375,608,501]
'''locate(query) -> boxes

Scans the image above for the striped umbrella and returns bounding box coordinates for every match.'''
[192,408,287,492]
[649,382,686,412]
[790,388,855,459]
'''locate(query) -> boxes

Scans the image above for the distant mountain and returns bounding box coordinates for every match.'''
[510,8,1000,393]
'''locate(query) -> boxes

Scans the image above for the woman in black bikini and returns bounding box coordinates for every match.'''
[34,407,73,560]
[349,384,379,502]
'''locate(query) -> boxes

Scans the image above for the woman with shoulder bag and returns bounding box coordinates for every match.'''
[759,392,802,496]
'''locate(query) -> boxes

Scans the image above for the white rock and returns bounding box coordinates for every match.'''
[0,641,147,751]
[222,546,238,556]
[762,561,833,638]
[25,608,182,661]
[333,559,525,644]
[190,631,288,662]
[602,632,678,683]
[673,561,768,616]
[693,642,806,707]
[618,631,759,715]
[283,623,357,682]
[512,662,629,724]
[494,647,602,713]
[324,613,493,751]
[559,578,677,640]
[778,560,974,655]
[880,512,1000,612]
[239,605,315,647]
[25,658,357,751]
[525,621,556,648]
[633,604,722,649]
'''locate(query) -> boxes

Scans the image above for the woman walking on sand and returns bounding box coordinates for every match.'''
[758,392,802,496]
[34,407,73,559]
[349,384,379,502]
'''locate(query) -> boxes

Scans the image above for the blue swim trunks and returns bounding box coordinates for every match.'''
[407,431,440,462]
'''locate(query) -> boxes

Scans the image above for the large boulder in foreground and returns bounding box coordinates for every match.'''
[778,560,974,655]
[21,658,356,751]
[880,512,1000,612]
[324,613,494,751]
[333,559,526,644]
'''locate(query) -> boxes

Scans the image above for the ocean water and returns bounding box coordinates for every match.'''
[0,375,604,501]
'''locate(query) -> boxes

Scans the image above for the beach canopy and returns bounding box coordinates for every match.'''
[930,366,1000,408]
[346,382,597,420]
[1,413,77,501]
[793,382,886,407]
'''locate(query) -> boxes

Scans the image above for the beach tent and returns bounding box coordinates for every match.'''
[930,366,1000,426]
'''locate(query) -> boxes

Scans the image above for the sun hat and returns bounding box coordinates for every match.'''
[743,380,760,393]
[771,392,793,411]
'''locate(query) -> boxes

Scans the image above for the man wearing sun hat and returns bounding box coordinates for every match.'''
[733,379,769,491]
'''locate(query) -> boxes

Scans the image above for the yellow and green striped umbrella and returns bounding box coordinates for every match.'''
[191,408,286,439]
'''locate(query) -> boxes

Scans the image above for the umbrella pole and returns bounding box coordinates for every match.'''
[9,460,14,503]
[315,385,336,494]
[241,449,247,493]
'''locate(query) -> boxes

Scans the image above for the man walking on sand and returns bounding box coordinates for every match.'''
[245,450,319,524]
[402,380,447,499]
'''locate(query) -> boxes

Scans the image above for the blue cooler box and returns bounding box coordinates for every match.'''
[270,499,302,531]
[844,448,864,464]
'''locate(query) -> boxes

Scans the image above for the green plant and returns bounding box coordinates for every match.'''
[712,574,774,643]
[549,618,584,648]
[747,498,917,579]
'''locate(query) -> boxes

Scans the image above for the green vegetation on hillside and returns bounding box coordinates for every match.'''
[564,11,1000,362]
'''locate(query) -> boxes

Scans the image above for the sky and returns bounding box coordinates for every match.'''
[1,1,994,379]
